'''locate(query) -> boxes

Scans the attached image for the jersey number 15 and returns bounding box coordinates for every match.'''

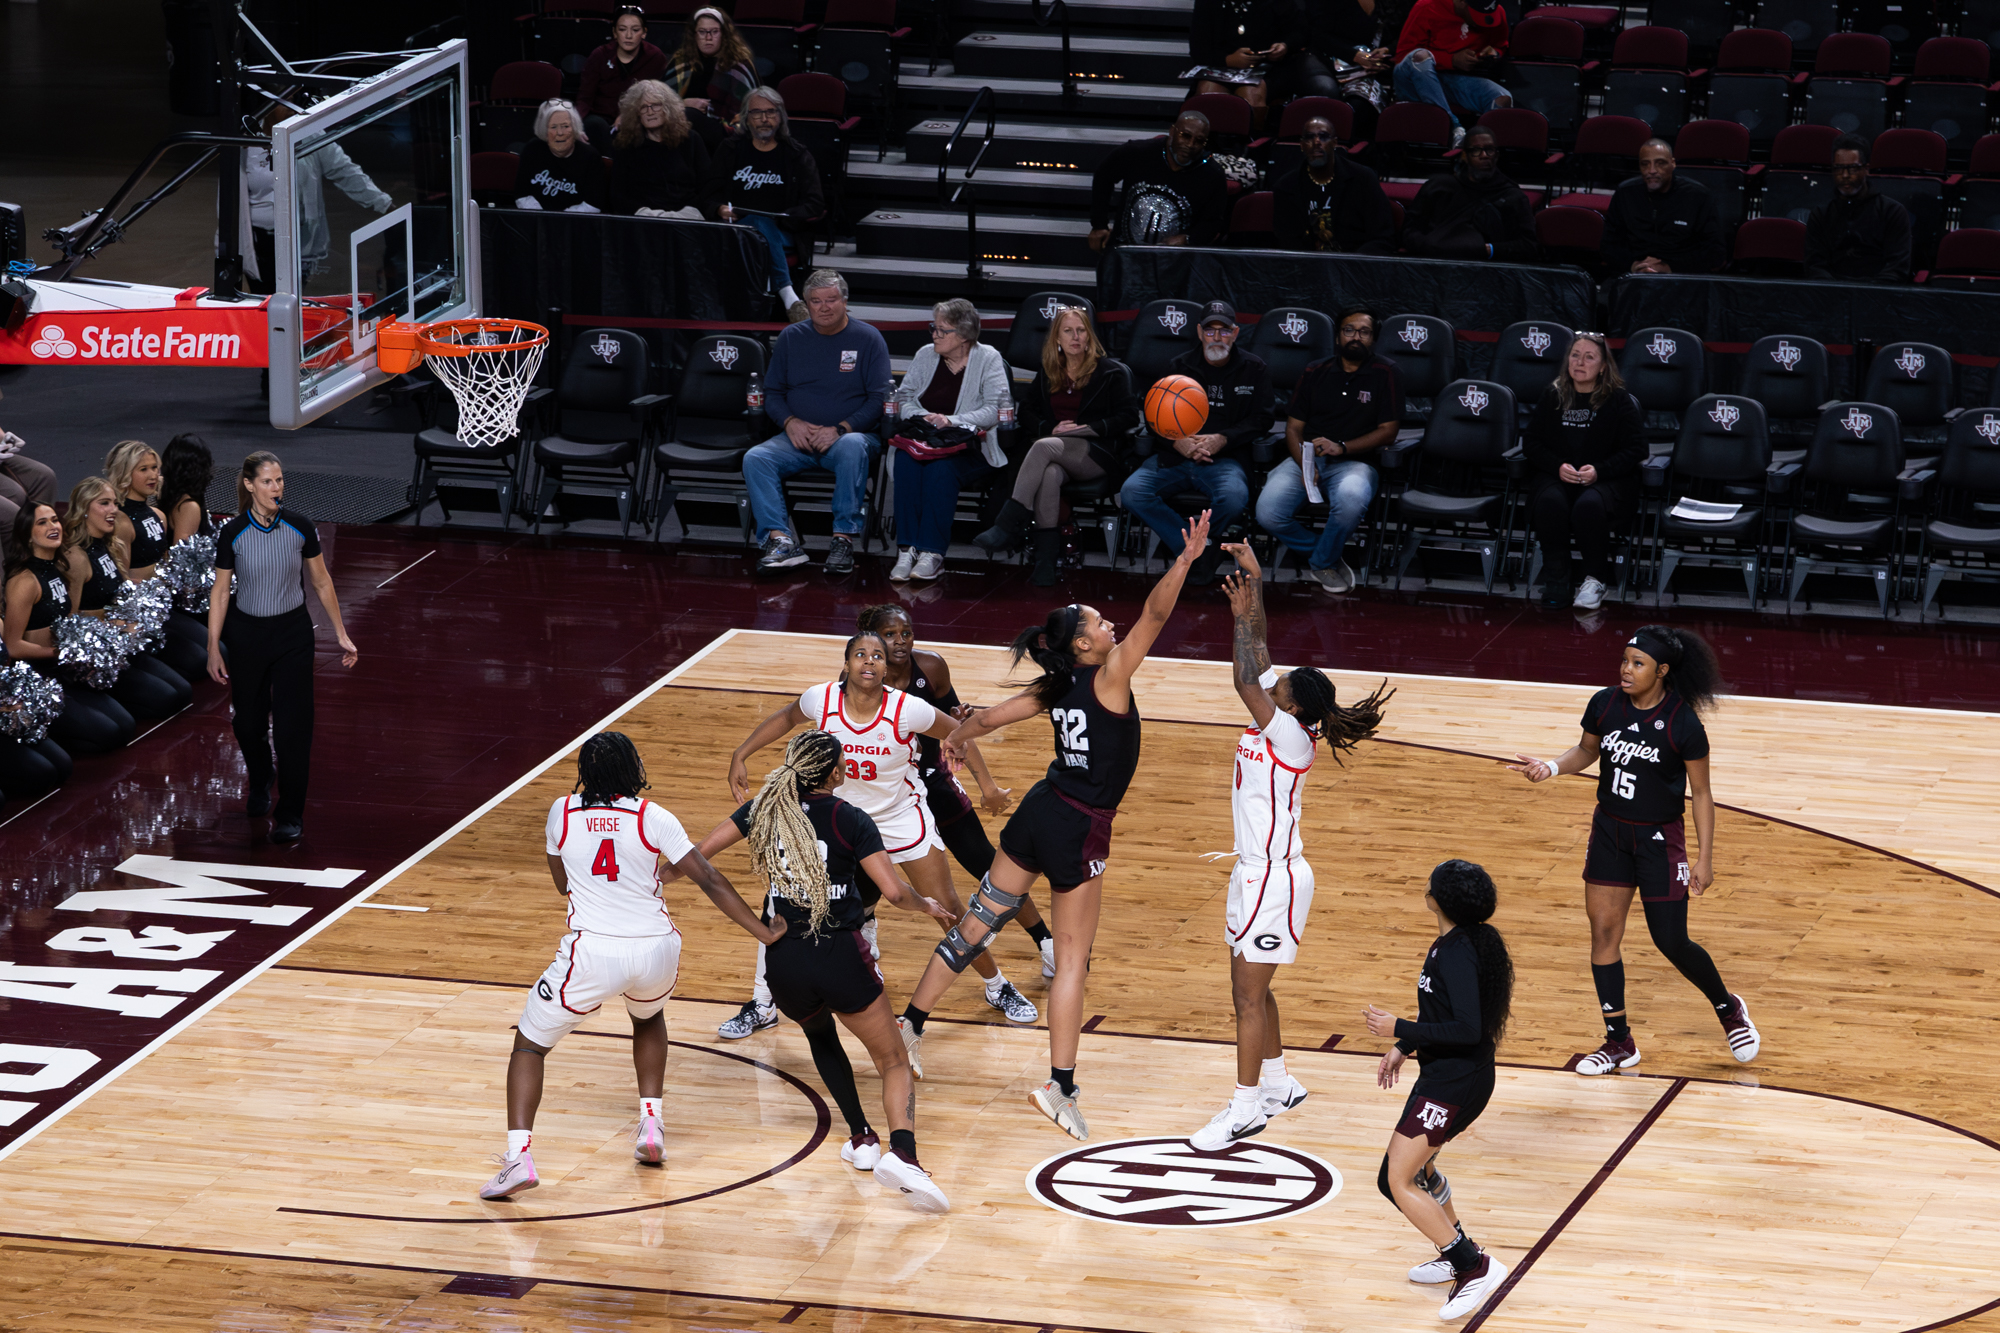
[1611,768,1636,799]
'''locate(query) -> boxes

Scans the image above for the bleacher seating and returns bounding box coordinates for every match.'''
[1804,33,1894,139]
[1673,119,1754,233]
[1903,38,1993,160]
[1709,29,1797,152]
[1604,26,1692,136]
[1730,217,1808,276]
[1505,17,1591,144]
[1759,124,1844,224]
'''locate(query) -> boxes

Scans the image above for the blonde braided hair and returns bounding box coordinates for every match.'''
[747,730,845,936]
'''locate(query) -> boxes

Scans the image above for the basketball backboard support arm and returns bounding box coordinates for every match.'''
[268,39,478,430]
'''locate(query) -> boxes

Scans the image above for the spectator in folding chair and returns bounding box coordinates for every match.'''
[1392,0,1512,146]
[1402,126,1536,260]
[1805,134,1914,283]
[1273,115,1397,253]
[0,394,57,590]
[1603,138,1725,276]
[745,270,892,579]
[885,299,1013,583]
[612,82,709,219]
[1189,0,1337,127]
[700,86,825,322]
[1120,301,1274,586]
[579,5,669,147]
[1523,332,1644,610]
[514,99,606,213]
[664,7,761,151]
[1088,112,1232,254]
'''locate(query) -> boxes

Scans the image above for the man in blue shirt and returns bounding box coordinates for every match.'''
[747,269,892,575]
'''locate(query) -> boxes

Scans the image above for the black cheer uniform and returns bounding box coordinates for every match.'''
[121,497,208,681]
[13,557,133,754]
[1391,929,1496,1147]
[731,792,888,1021]
[77,538,193,719]
[998,665,1142,890]
[215,507,326,825]
[1579,686,1709,901]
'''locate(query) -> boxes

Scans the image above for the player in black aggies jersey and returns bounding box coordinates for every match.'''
[1506,625,1761,1074]
[690,731,956,1212]
[898,512,1212,1142]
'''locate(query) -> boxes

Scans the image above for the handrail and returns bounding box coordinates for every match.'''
[1029,0,1077,112]
[936,85,998,290]
[42,132,271,282]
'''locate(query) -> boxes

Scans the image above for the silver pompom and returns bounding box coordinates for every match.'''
[109,578,174,653]
[54,614,134,690]
[158,535,217,614]
[0,660,65,744]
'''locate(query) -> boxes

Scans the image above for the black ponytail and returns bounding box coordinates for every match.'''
[576,731,649,808]
[1630,624,1726,714]
[1286,669,1395,765]
[1007,604,1084,707]
[1428,859,1513,1047]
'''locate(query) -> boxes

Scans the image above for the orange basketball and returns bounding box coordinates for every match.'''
[1145,374,1209,439]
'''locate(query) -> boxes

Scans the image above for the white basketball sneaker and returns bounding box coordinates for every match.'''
[1031,1079,1090,1140]
[1575,1036,1641,1075]
[841,1130,882,1170]
[897,1016,924,1080]
[1720,993,1762,1062]
[1439,1253,1508,1320]
[479,1151,539,1200]
[1190,1099,1268,1151]
[1408,1258,1457,1285]
[1260,1073,1309,1118]
[874,1148,950,1213]
[633,1114,665,1164]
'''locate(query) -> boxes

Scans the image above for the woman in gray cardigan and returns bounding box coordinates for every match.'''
[888,299,1012,581]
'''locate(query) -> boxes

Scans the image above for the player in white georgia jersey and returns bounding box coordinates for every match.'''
[480,732,780,1202]
[722,631,1036,1047]
[1190,545,1393,1152]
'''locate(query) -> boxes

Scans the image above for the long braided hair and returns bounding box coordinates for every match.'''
[1427,858,1513,1047]
[746,730,845,936]
[1284,668,1394,765]
[575,731,649,807]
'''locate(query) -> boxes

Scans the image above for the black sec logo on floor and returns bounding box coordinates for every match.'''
[1026,1137,1341,1227]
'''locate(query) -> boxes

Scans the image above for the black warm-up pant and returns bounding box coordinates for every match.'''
[39,669,135,756]
[0,736,72,801]
[111,651,192,720]
[223,605,316,823]
[1531,476,1636,585]
[157,608,210,683]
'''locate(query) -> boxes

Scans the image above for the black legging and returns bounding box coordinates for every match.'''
[1531,476,1634,585]
[35,667,134,755]
[110,651,192,720]
[156,609,209,684]
[0,736,72,801]
[801,1009,870,1138]
[1638,896,1730,1007]
[223,605,316,824]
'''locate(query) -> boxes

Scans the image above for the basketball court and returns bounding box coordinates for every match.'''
[6,630,2000,1333]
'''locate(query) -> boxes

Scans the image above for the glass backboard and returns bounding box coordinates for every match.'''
[267,41,478,429]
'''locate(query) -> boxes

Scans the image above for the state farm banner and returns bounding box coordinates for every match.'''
[0,305,269,366]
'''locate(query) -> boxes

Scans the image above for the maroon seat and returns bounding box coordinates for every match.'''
[1769,123,1842,167]
[470,151,520,206]
[1182,92,1255,140]
[1229,191,1277,247]
[1371,102,1457,176]
[1913,35,1992,82]
[1512,15,1587,62]
[1536,205,1607,274]
[1812,32,1892,77]
[1872,128,1950,176]
[1716,28,1794,72]
[488,61,564,102]
[1277,96,1354,144]
[1478,107,1552,154]
[1676,118,1753,163]
[1731,216,1807,275]
[1570,114,1654,186]
[779,71,849,118]
[1612,26,1691,71]
[1928,227,2000,281]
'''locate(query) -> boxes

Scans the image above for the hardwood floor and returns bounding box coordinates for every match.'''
[6,631,1999,1333]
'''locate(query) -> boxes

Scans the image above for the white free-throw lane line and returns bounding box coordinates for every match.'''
[375,550,436,588]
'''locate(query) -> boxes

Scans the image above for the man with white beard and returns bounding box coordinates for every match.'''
[1118,301,1273,586]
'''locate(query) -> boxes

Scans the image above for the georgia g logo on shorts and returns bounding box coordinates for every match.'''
[1028,1138,1341,1227]
[536,979,554,1000]
[1254,933,1282,952]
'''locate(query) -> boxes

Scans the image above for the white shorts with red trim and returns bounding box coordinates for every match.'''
[1225,858,1316,965]
[874,796,946,865]
[517,929,683,1047]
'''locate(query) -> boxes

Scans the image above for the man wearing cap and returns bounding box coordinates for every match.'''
[1119,301,1273,586]
[1393,0,1512,142]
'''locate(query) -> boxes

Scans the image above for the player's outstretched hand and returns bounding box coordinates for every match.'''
[1176,510,1212,566]
[919,896,957,925]
[1220,540,1261,580]
[1363,1003,1399,1038]
[980,785,1013,815]
[1503,753,1555,782]
[727,753,752,803]
[1376,1046,1407,1090]
[941,736,967,773]
[1220,570,1257,616]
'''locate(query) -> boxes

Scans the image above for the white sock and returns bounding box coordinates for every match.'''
[506,1129,533,1160]
[639,1096,662,1120]
[778,284,799,307]
[985,971,1008,996]
[1232,1082,1260,1111]
[1260,1055,1288,1086]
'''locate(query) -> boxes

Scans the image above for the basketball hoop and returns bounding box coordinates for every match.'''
[379,317,549,448]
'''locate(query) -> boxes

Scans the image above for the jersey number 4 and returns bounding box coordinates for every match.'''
[591,838,621,881]
[845,758,878,781]
[1611,768,1636,799]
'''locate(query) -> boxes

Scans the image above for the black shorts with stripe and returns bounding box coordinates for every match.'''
[998,779,1116,892]
[1581,805,1690,902]
[764,929,884,1022]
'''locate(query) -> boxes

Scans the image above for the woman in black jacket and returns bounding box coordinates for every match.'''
[973,307,1139,586]
[610,82,710,217]
[1523,332,1645,609]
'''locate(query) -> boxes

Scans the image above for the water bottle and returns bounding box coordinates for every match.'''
[746,372,763,412]
[883,393,899,422]
[998,399,1016,430]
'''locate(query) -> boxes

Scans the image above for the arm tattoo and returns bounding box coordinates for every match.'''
[1232,583,1273,685]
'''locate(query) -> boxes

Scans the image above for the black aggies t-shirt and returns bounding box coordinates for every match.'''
[1581,686,1711,823]
[729,791,883,937]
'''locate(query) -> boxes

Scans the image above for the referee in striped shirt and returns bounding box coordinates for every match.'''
[206,451,358,844]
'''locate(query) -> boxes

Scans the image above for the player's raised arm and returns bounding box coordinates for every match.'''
[941,691,1044,769]
[728,698,810,800]
[1100,509,1209,693]
[1219,542,1278,729]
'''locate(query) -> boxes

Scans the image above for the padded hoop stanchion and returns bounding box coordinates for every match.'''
[410,317,550,447]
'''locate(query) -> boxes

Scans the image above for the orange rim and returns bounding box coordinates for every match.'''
[415,317,550,357]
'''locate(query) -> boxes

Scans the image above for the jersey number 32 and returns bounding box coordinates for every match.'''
[1052,707,1090,752]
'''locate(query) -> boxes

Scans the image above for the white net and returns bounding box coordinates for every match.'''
[421,321,549,448]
